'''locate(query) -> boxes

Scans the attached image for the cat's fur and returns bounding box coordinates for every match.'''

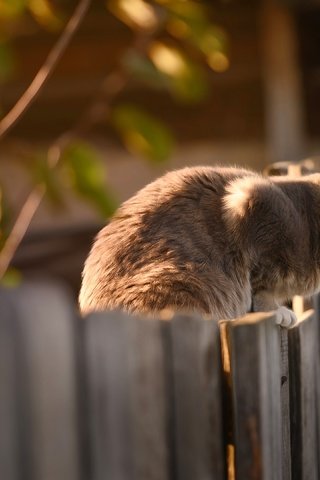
[79,166,320,325]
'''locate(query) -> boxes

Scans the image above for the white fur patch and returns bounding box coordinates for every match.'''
[224,188,249,217]
[223,177,254,218]
[223,175,267,220]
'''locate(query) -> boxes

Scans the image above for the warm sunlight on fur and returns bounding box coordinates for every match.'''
[80,166,320,328]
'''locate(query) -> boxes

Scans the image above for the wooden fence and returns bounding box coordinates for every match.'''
[0,281,320,480]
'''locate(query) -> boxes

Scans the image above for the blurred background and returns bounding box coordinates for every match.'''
[0,0,319,298]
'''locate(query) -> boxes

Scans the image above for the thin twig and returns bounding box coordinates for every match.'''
[0,186,45,278]
[0,0,92,140]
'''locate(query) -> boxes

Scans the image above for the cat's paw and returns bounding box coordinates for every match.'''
[275,306,297,328]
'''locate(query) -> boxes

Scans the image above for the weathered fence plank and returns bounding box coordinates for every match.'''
[84,312,133,480]
[0,292,22,480]
[226,312,283,480]
[289,309,319,480]
[312,293,320,468]
[280,328,291,480]
[168,314,225,480]
[128,316,169,480]
[311,295,320,475]
[84,311,169,480]
[0,282,81,480]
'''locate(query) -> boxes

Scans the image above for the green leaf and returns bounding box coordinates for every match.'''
[112,104,174,163]
[0,43,15,82]
[31,155,66,210]
[165,0,209,39]
[164,3,229,73]
[190,26,229,72]
[62,142,117,218]
[0,182,12,242]
[108,0,160,31]
[1,268,22,288]
[171,61,208,103]
[195,26,228,56]
[27,0,63,31]
[148,42,209,103]
[0,187,3,247]
[122,50,169,89]
[125,46,209,103]
[0,0,26,19]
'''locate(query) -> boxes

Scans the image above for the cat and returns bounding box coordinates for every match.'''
[79,166,320,326]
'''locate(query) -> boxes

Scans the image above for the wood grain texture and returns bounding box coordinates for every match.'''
[289,310,319,480]
[227,312,283,480]
[84,311,133,480]
[0,282,81,480]
[128,317,169,480]
[311,295,320,475]
[84,311,169,480]
[0,291,22,480]
[2,282,320,479]
[280,328,292,480]
[168,314,225,480]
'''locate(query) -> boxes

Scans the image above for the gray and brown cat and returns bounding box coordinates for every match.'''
[79,166,320,326]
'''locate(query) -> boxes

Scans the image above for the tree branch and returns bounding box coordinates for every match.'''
[0,0,92,141]
[0,186,45,279]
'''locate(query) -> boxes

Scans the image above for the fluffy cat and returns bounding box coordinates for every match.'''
[79,166,320,326]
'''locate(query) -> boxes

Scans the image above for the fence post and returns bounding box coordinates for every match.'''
[167,314,225,480]
[0,282,81,480]
[83,311,169,480]
[226,312,284,480]
[288,310,320,480]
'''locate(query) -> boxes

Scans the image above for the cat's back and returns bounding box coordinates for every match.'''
[88,165,254,249]
[79,166,255,314]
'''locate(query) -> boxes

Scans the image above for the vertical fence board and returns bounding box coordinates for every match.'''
[128,317,170,480]
[169,314,225,480]
[18,283,80,480]
[219,321,236,480]
[84,311,169,480]
[0,293,22,480]
[289,310,319,480]
[84,312,133,480]
[0,282,81,480]
[280,329,291,480]
[312,295,320,476]
[227,312,283,480]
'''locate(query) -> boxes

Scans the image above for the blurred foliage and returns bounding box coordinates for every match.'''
[30,154,66,209]
[0,267,23,287]
[148,41,209,102]
[0,43,15,81]
[0,185,12,241]
[112,104,174,163]
[0,0,63,28]
[0,0,229,251]
[61,142,117,217]
[0,0,63,85]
